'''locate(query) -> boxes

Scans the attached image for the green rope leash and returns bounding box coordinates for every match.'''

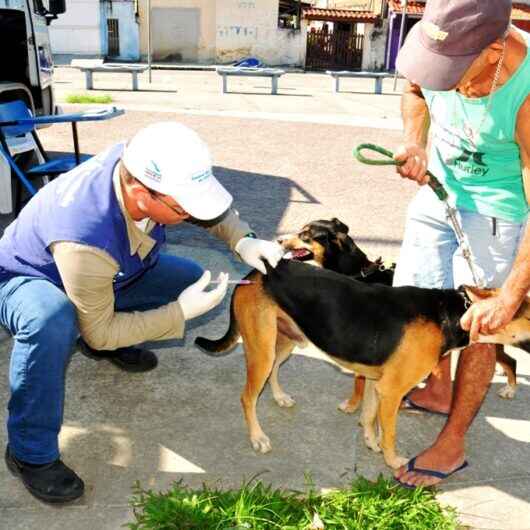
[354,143,448,202]
[353,143,485,287]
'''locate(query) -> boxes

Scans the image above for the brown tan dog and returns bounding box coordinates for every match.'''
[196,218,387,450]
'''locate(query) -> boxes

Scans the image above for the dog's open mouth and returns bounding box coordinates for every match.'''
[283,248,314,261]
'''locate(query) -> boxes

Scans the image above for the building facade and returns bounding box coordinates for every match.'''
[49,0,102,56]
[49,0,140,61]
[136,0,307,66]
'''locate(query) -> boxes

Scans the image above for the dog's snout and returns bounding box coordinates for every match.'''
[277,234,295,247]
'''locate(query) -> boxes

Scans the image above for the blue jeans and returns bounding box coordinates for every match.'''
[393,186,525,289]
[0,253,202,464]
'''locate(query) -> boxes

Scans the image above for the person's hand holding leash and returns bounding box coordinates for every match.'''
[394,144,429,185]
[235,237,284,274]
[178,271,229,320]
[460,294,518,341]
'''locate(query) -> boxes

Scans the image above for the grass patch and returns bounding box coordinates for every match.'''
[65,93,113,104]
[127,474,459,529]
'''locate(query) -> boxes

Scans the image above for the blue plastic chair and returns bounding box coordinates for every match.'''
[0,100,92,215]
[233,57,262,68]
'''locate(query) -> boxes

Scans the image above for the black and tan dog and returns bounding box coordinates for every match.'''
[196,218,391,450]
[196,219,522,467]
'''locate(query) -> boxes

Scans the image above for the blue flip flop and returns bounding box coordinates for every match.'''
[395,456,469,489]
[401,396,449,417]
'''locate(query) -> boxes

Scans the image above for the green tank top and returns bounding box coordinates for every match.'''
[422,29,530,223]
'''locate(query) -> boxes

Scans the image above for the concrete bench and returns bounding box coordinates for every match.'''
[71,60,148,91]
[326,71,393,95]
[216,67,286,95]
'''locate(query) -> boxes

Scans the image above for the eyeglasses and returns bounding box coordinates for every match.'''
[150,192,188,217]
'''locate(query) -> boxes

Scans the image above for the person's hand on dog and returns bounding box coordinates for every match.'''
[460,294,518,341]
[235,237,284,274]
[394,144,429,185]
[178,271,229,320]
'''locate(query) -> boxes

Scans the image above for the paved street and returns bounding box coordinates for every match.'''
[0,68,529,529]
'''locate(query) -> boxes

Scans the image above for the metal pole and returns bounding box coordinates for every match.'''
[393,0,407,91]
[385,12,394,71]
[147,0,152,83]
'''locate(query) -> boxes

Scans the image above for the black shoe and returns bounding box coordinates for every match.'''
[77,339,158,373]
[5,446,84,504]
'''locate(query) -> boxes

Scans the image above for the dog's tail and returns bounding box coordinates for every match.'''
[195,291,240,356]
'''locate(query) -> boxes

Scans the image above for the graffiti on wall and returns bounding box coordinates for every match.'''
[217,25,259,39]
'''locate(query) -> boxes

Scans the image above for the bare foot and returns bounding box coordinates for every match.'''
[401,385,452,415]
[394,439,466,488]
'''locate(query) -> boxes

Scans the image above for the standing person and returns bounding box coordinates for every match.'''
[392,0,530,487]
[0,122,284,502]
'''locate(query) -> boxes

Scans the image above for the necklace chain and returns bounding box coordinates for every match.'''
[454,40,506,148]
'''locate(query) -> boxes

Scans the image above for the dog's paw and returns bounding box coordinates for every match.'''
[251,434,272,454]
[497,384,516,399]
[386,455,409,469]
[338,399,360,414]
[274,393,296,408]
[364,434,381,453]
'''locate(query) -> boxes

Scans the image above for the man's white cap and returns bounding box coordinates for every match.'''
[122,122,233,220]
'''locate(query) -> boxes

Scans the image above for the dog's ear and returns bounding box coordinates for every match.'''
[331,218,349,235]
[463,285,496,302]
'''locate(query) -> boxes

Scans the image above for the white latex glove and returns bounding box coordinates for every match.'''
[235,237,284,274]
[177,271,229,320]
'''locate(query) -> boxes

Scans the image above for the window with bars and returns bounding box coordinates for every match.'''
[278,0,302,29]
[107,18,120,57]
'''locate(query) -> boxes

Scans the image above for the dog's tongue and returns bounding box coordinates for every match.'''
[284,249,310,260]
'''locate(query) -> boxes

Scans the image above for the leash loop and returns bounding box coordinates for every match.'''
[354,143,397,166]
[354,143,448,202]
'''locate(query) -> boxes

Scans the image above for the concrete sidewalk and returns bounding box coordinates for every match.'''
[52,66,405,130]
[0,106,529,529]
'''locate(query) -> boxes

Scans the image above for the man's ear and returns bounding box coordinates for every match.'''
[463,285,495,302]
[127,181,152,213]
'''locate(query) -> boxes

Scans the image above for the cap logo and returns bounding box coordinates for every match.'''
[191,168,212,183]
[423,22,448,41]
[144,160,162,182]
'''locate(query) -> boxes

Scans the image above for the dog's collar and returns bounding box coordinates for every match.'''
[457,286,472,310]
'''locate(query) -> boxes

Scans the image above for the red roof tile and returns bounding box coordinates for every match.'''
[303,7,378,22]
[388,0,425,16]
[513,3,530,21]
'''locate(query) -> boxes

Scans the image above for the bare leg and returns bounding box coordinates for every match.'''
[403,353,452,414]
[395,344,496,487]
